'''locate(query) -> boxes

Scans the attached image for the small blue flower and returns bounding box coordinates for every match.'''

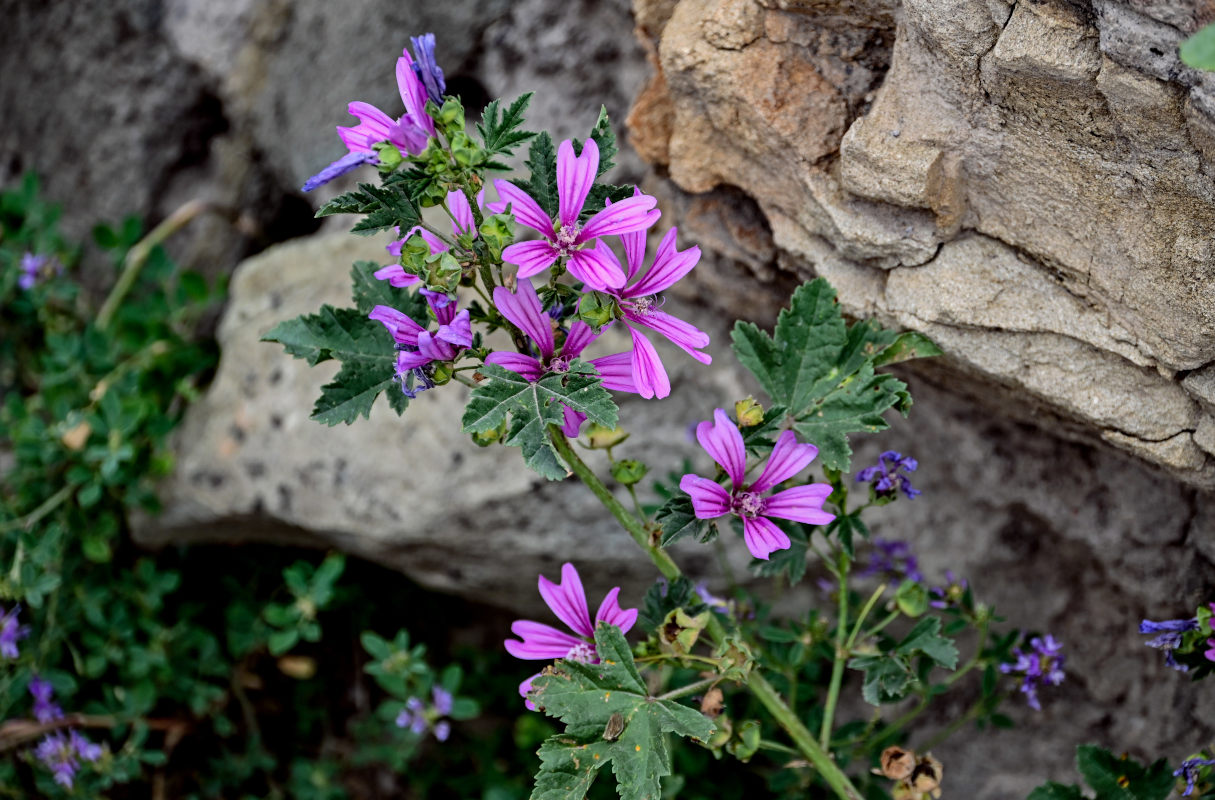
[1139,617,1199,672]
[1176,757,1215,796]
[409,34,446,105]
[856,451,920,499]
[999,634,1065,711]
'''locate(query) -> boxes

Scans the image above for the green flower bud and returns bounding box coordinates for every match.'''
[372,141,403,170]
[734,396,764,428]
[895,579,928,617]
[438,97,465,131]
[610,459,649,486]
[585,423,630,449]
[430,362,454,386]
[578,291,616,329]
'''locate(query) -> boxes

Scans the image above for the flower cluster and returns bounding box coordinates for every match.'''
[504,563,638,709]
[26,678,103,789]
[929,571,968,610]
[1,604,28,658]
[856,450,920,499]
[370,289,471,398]
[680,409,834,560]
[396,686,453,742]
[999,634,1065,711]
[861,538,923,586]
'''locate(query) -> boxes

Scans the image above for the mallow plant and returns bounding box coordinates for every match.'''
[272,34,1214,800]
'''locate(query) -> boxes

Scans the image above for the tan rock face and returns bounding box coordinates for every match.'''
[631,0,1215,485]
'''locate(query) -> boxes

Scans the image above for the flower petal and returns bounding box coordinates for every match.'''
[505,621,584,660]
[538,563,594,638]
[503,239,560,279]
[578,195,660,242]
[587,352,637,393]
[750,431,819,492]
[742,516,791,560]
[679,474,732,518]
[762,485,835,525]
[628,325,670,400]
[396,349,433,370]
[518,671,543,710]
[561,404,588,437]
[493,280,554,358]
[494,179,554,236]
[568,244,626,291]
[484,352,545,381]
[373,264,421,288]
[628,309,711,364]
[562,320,597,360]
[594,587,639,633]
[448,188,475,235]
[557,138,598,227]
[436,309,472,348]
[696,408,747,487]
[623,228,701,298]
[396,50,435,137]
[613,188,649,280]
[345,101,398,143]
[369,305,424,345]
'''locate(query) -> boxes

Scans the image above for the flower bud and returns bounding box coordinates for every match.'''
[734,396,764,427]
[586,423,629,449]
[438,97,465,131]
[373,141,403,170]
[577,291,615,329]
[430,362,454,386]
[895,580,928,617]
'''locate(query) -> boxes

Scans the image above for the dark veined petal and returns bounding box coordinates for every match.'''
[627,308,711,364]
[622,228,700,298]
[695,408,747,487]
[562,320,598,359]
[594,587,639,633]
[484,351,545,381]
[505,621,585,660]
[611,188,649,281]
[742,516,791,561]
[538,563,594,638]
[567,245,626,291]
[557,138,598,227]
[749,430,819,492]
[447,188,476,235]
[369,305,425,345]
[762,485,835,525]
[493,280,554,359]
[494,179,555,235]
[396,48,435,137]
[627,324,670,400]
[679,474,732,518]
[587,352,638,393]
[577,194,660,242]
[373,265,422,288]
[502,239,560,279]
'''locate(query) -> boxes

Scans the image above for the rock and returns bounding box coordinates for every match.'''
[630,0,1215,486]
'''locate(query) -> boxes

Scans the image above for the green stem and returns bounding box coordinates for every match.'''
[862,609,900,641]
[96,199,213,331]
[0,484,75,534]
[549,427,863,800]
[917,695,989,752]
[757,739,801,757]
[655,676,718,702]
[819,552,850,748]
[845,585,887,650]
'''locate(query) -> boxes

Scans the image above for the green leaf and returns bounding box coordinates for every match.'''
[316,188,379,218]
[895,617,958,669]
[268,629,299,656]
[462,362,617,480]
[349,182,423,236]
[848,654,914,705]
[523,133,559,220]
[588,106,618,178]
[1182,23,1215,71]
[1027,782,1085,800]
[655,495,716,547]
[478,93,536,160]
[262,305,405,425]
[730,278,924,471]
[872,330,943,367]
[529,624,715,800]
[1075,745,1175,800]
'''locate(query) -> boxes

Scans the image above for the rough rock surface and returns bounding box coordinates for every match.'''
[630,0,1215,486]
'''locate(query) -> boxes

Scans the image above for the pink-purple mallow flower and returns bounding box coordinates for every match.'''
[34,730,102,789]
[29,676,63,723]
[370,290,471,398]
[999,634,1065,711]
[591,216,711,399]
[1,604,28,659]
[496,139,659,289]
[1139,616,1200,672]
[302,38,439,192]
[485,278,637,435]
[1176,756,1215,796]
[679,409,835,560]
[504,562,638,710]
[396,686,453,742]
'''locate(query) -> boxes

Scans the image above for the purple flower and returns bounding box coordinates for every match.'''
[999,634,1065,711]
[29,677,63,723]
[396,696,428,734]
[929,570,968,609]
[496,140,659,287]
[485,278,638,435]
[34,730,101,789]
[302,43,436,192]
[856,450,920,499]
[0,605,29,659]
[408,34,446,105]
[504,562,639,709]
[370,291,471,398]
[695,583,731,615]
[1205,638,1215,663]
[679,409,835,560]
[19,252,51,290]
[1176,757,1215,796]
[395,685,454,741]
[861,538,923,586]
[1139,616,1200,672]
[588,217,711,399]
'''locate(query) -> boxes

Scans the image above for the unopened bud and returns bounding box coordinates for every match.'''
[734,396,764,427]
[373,141,403,170]
[586,423,629,449]
[577,291,615,329]
[610,459,649,486]
[430,362,454,386]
